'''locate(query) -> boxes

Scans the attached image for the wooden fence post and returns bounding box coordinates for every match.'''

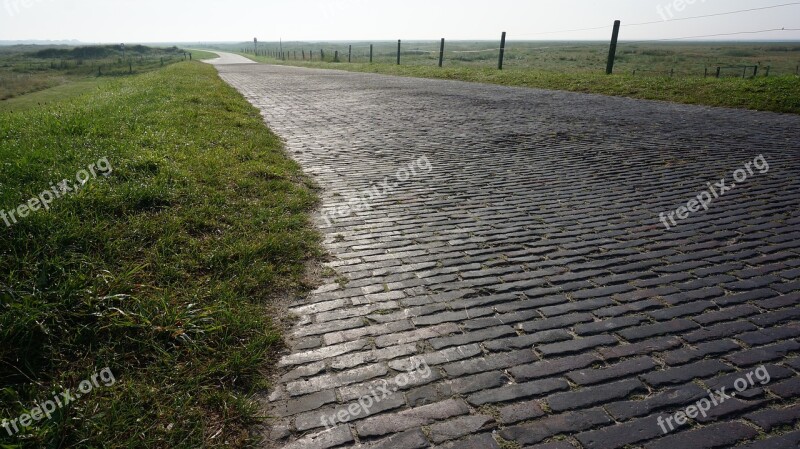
[348,45,352,63]
[370,44,373,63]
[498,32,506,70]
[716,66,721,78]
[606,20,621,75]
[439,38,445,68]
[397,40,401,65]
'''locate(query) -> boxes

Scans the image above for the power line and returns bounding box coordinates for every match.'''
[624,27,800,43]
[514,1,800,37]
[627,2,800,27]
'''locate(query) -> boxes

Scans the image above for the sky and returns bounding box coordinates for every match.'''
[0,0,799,43]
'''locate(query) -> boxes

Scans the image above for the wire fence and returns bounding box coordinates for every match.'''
[239,37,800,78]
[236,2,800,79]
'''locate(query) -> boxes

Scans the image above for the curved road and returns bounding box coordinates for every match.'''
[206,52,800,449]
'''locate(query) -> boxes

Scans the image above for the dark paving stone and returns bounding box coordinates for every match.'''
[500,408,613,446]
[642,422,758,449]
[207,59,800,449]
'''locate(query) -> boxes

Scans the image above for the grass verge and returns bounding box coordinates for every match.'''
[239,55,800,114]
[188,50,222,61]
[0,61,321,448]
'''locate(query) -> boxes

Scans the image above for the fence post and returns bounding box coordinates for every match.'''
[321,49,325,61]
[606,20,621,75]
[716,66,721,78]
[335,50,339,62]
[704,67,708,77]
[302,50,305,60]
[397,40,401,65]
[370,44,373,63]
[765,66,771,77]
[439,38,445,67]
[754,65,759,77]
[498,32,506,70]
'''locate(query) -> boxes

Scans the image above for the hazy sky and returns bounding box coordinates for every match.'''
[1,0,799,43]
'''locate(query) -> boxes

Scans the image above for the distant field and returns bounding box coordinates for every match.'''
[0,45,192,101]
[205,41,800,113]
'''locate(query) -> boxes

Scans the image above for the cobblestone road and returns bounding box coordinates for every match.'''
[209,54,800,449]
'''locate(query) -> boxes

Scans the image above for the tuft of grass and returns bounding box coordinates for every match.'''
[240,55,800,114]
[0,61,321,448]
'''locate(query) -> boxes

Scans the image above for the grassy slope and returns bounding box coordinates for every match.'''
[0,61,320,448]
[0,78,107,113]
[240,56,800,114]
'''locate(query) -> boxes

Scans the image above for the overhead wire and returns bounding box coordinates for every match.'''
[513,1,800,37]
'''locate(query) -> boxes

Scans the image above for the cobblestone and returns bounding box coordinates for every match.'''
[208,56,800,449]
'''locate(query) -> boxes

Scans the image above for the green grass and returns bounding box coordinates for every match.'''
[237,54,800,114]
[0,61,321,448]
[0,77,107,113]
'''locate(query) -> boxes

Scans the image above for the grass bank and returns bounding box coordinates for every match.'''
[0,78,107,113]
[240,55,800,114]
[0,61,321,448]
